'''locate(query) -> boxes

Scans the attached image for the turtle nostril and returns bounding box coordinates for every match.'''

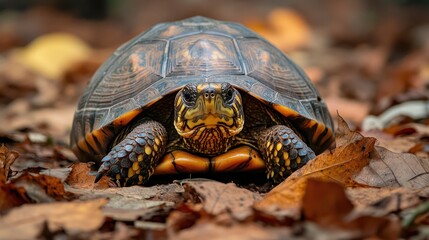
[204,89,216,99]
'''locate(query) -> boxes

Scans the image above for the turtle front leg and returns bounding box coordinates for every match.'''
[257,125,316,183]
[95,120,167,186]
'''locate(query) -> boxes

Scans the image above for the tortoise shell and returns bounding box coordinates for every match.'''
[71,16,334,163]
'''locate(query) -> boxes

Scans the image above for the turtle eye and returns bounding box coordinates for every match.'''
[224,87,234,103]
[183,92,191,102]
[182,87,195,105]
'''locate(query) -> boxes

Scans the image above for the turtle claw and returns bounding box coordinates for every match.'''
[94,156,113,183]
[94,172,104,183]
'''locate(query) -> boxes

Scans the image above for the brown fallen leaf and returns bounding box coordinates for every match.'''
[166,204,204,235]
[65,162,110,189]
[255,116,376,212]
[0,145,19,183]
[182,180,262,220]
[0,198,107,239]
[303,178,353,225]
[347,187,422,213]
[302,179,400,239]
[0,183,31,212]
[354,146,429,189]
[102,204,173,222]
[166,202,294,239]
[11,172,66,202]
[40,167,72,182]
[67,183,180,222]
[172,222,293,240]
[248,8,312,52]
[363,129,416,153]
[91,222,145,240]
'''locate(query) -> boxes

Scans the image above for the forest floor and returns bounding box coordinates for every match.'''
[0,3,429,239]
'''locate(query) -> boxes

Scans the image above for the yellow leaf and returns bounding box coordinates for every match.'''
[12,33,91,79]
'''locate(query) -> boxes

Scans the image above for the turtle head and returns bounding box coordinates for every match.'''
[174,82,244,153]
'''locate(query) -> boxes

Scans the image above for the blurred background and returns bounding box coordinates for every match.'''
[0,0,428,145]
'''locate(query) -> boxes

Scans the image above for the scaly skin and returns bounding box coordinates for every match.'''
[257,125,316,183]
[95,120,167,186]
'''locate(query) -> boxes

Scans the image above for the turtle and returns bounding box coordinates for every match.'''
[70,16,335,187]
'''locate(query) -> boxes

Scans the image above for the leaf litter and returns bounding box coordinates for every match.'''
[1,2,429,239]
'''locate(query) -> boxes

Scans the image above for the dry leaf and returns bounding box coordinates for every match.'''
[248,8,311,52]
[0,145,19,183]
[303,179,354,224]
[346,187,422,213]
[12,33,92,80]
[363,129,416,153]
[65,163,110,189]
[12,172,66,202]
[40,167,72,182]
[67,183,179,221]
[103,204,172,222]
[354,146,429,189]
[166,204,203,235]
[172,222,293,240]
[0,183,31,212]
[302,179,400,239]
[255,116,376,212]
[183,180,262,220]
[0,199,107,239]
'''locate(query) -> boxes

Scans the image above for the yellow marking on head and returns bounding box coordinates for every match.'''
[176,95,182,107]
[138,154,144,162]
[195,114,221,126]
[279,171,283,177]
[138,175,143,182]
[132,161,139,171]
[266,142,270,148]
[155,138,160,145]
[145,146,152,155]
[274,157,280,164]
[154,144,158,152]
[270,170,274,178]
[236,95,242,105]
[128,168,135,177]
[296,157,301,164]
[274,150,278,157]
[116,174,121,180]
[269,143,274,152]
[276,143,282,151]
[196,83,209,92]
[286,158,290,167]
